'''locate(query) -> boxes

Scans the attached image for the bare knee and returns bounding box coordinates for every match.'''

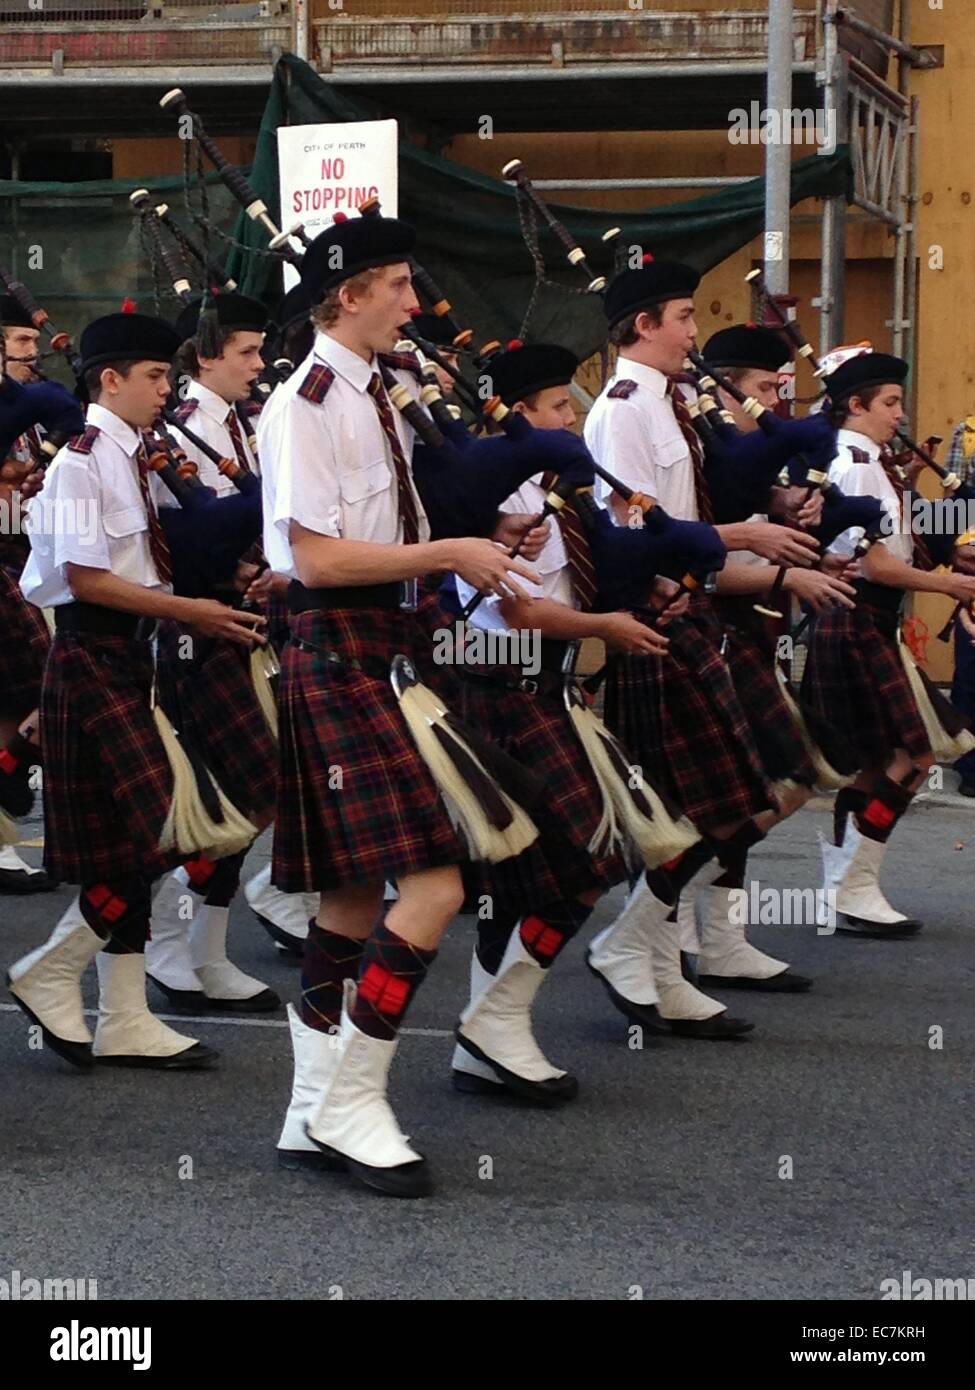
[396,866,465,924]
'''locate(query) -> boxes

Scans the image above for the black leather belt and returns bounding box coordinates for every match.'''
[288,580,416,614]
[54,603,157,641]
[458,664,566,700]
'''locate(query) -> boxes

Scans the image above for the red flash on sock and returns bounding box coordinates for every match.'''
[520,916,563,959]
[358,964,410,1017]
[0,749,18,774]
[84,884,128,923]
[863,799,896,831]
[184,855,217,890]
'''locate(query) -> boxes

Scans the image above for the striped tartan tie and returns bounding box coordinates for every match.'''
[666,377,715,525]
[540,471,597,611]
[135,440,173,587]
[367,372,420,544]
[224,407,253,474]
[880,446,934,572]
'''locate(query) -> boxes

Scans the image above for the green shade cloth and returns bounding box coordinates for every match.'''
[0,52,852,383]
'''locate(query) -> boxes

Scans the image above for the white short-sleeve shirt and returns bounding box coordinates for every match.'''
[171,380,259,496]
[585,359,700,522]
[826,428,913,568]
[258,330,431,580]
[20,402,172,609]
[454,473,574,631]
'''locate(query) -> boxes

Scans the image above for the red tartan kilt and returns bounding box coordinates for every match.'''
[801,601,930,763]
[155,621,277,822]
[273,606,465,893]
[722,628,816,783]
[603,611,775,833]
[0,561,50,721]
[455,675,627,912]
[40,633,185,884]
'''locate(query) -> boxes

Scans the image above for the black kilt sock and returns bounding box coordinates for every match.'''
[350,921,437,1042]
[299,924,365,1033]
[476,911,520,975]
[713,844,748,891]
[834,787,868,846]
[645,839,719,908]
[81,878,153,954]
[196,850,246,908]
[854,774,915,844]
[519,900,594,969]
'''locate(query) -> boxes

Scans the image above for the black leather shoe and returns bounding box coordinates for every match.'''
[277,1147,344,1173]
[203,986,281,1013]
[253,911,306,958]
[585,952,670,1035]
[453,1030,578,1106]
[146,975,209,1012]
[666,1013,754,1039]
[304,1126,433,1198]
[95,1043,219,1069]
[698,970,813,993]
[837,915,923,938]
[5,978,94,1070]
[958,782,975,798]
[0,867,58,894]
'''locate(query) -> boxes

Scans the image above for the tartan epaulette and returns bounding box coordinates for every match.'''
[240,398,263,419]
[67,425,101,455]
[378,349,423,382]
[848,446,872,464]
[607,379,638,399]
[297,361,336,404]
[172,398,200,424]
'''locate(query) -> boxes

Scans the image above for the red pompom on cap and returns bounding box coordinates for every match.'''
[507,338,524,351]
[333,212,348,224]
[121,297,137,314]
[641,252,654,266]
[746,320,757,330]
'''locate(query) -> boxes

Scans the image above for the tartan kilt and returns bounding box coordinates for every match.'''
[455,674,628,913]
[0,560,50,722]
[40,633,186,884]
[155,621,278,823]
[273,605,466,893]
[603,605,775,834]
[720,626,816,784]
[265,589,292,653]
[801,599,930,764]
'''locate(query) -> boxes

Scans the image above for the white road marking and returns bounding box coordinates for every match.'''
[0,1001,452,1038]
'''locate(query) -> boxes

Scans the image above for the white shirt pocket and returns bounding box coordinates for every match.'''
[653,433,689,470]
[101,505,148,539]
[339,460,392,506]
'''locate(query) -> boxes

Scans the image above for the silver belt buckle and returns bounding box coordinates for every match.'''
[398,578,418,613]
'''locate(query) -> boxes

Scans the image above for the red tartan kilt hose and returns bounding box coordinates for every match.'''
[273,606,466,894]
[155,621,277,823]
[40,633,187,884]
[801,600,931,764]
[455,674,627,914]
[0,560,50,722]
[603,610,775,834]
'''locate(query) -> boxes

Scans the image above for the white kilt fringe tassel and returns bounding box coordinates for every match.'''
[564,682,700,866]
[391,655,539,864]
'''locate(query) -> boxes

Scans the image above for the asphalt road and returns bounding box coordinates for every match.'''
[1,798,973,1301]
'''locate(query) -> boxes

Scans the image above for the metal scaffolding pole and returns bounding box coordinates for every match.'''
[763,0,794,299]
[819,0,847,353]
